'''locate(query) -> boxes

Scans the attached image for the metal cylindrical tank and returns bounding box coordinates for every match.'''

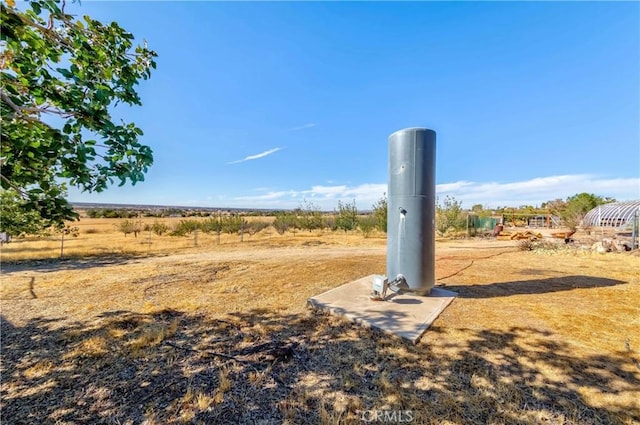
[386,128,436,295]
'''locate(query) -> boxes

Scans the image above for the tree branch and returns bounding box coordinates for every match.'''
[1,90,23,115]
[8,7,73,49]
[1,90,75,119]
[0,174,28,198]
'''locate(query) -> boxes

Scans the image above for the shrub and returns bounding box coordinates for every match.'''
[118,219,143,237]
[547,193,614,232]
[517,239,534,251]
[145,221,169,236]
[245,221,270,237]
[372,194,387,233]
[517,239,563,252]
[323,216,338,232]
[86,209,102,218]
[358,215,376,238]
[221,215,244,234]
[336,200,358,233]
[201,217,223,234]
[436,196,466,236]
[273,212,296,235]
[201,216,224,243]
[170,220,200,236]
[297,200,324,232]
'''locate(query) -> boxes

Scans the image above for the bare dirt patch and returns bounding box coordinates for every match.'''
[1,234,638,424]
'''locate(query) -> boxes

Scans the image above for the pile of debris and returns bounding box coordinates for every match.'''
[551,231,576,240]
[496,230,543,241]
[591,238,632,253]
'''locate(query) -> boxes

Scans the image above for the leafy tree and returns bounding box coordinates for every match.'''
[372,193,387,233]
[0,188,49,236]
[436,195,465,236]
[57,224,78,257]
[245,220,269,237]
[297,200,324,232]
[201,216,220,233]
[357,215,375,238]
[171,219,200,236]
[469,203,495,218]
[221,215,244,235]
[85,209,101,218]
[202,215,223,243]
[1,0,157,226]
[117,219,133,237]
[335,200,358,233]
[548,193,614,231]
[144,220,168,236]
[117,219,142,237]
[273,211,296,235]
[323,216,338,232]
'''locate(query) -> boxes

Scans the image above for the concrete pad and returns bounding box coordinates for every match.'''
[308,275,457,344]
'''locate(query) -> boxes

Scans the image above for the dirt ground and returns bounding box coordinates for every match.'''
[1,231,639,424]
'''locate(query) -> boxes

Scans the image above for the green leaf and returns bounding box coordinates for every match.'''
[57,68,73,78]
[1,1,157,228]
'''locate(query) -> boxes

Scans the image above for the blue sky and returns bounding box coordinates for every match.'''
[65,1,639,210]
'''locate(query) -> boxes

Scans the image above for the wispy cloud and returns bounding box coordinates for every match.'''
[232,183,386,210]
[234,190,299,202]
[227,147,282,165]
[229,175,639,210]
[436,175,640,207]
[286,123,316,132]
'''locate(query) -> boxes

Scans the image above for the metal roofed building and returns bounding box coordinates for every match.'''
[582,200,640,229]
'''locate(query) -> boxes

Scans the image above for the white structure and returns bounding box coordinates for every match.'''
[582,200,640,229]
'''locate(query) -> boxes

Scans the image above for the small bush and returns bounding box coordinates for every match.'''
[273,212,296,235]
[323,216,338,232]
[517,239,563,252]
[436,195,466,236]
[372,194,387,233]
[170,220,200,236]
[118,219,143,237]
[145,221,169,236]
[84,228,100,234]
[200,217,222,233]
[336,200,358,233]
[221,215,244,235]
[245,221,270,237]
[517,239,534,251]
[358,215,376,238]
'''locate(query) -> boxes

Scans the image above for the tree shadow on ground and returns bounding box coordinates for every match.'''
[1,307,638,424]
[0,253,163,274]
[441,275,626,298]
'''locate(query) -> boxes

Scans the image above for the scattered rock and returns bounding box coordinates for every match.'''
[591,242,609,254]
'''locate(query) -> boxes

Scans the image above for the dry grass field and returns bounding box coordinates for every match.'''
[1,217,639,424]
